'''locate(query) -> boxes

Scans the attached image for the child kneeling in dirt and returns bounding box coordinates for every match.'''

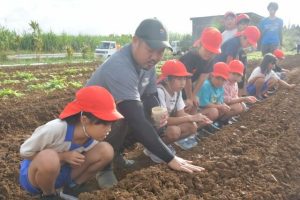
[19,86,123,200]
[156,60,212,150]
[197,62,231,128]
[224,60,257,117]
[246,53,296,100]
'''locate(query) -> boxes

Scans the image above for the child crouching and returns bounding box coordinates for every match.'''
[224,60,257,116]
[19,86,123,200]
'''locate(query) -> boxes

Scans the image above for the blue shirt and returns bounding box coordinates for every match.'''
[259,17,283,46]
[198,79,224,107]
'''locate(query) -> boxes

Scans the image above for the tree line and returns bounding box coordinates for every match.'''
[0,21,299,59]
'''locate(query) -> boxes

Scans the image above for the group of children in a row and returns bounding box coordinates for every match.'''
[145,47,295,163]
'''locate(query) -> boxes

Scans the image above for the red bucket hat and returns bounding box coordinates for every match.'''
[273,49,285,59]
[157,59,191,83]
[212,62,230,80]
[242,26,260,48]
[193,27,222,54]
[228,60,244,76]
[236,13,250,24]
[59,86,123,121]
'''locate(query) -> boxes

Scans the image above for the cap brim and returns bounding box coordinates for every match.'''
[212,72,228,80]
[59,101,81,119]
[59,101,124,121]
[247,39,257,48]
[144,39,173,51]
[202,43,221,54]
[230,70,243,76]
[93,110,124,121]
[173,72,192,77]
[157,74,167,83]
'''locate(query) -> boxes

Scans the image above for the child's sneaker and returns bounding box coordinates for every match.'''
[60,183,85,200]
[40,193,61,200]
[203,123,221,133]
[96,167,118,189]
[196,128,213,140]
[174,135,198,150]
[231,116,240,122]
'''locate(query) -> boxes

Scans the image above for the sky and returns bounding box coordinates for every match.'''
[0,0,299,35]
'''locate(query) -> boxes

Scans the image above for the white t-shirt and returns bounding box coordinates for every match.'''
[157,85,185,114]
[248,66,280,83]
[222,28,238,44]
[20,119,98,158]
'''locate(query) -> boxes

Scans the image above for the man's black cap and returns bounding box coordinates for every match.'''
[135,18,172,51]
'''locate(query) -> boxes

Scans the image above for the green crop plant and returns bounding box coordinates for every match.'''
[2,79,21,84]
[27,75,67,91]
[0,88,23,98]
[0,71,8,77]
[64,68,80,75]
[14,71,38,81]
[68,81,82,88]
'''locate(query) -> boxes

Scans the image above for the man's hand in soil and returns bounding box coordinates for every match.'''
[167,156,205,173]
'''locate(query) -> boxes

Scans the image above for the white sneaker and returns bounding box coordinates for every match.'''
[175,135,198,150]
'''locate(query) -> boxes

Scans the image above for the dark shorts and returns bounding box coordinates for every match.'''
[246,81,268,96]
[19,159,72,195]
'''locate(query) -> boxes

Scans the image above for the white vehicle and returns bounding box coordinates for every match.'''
[171,41,182,55]
[95,41,118,59]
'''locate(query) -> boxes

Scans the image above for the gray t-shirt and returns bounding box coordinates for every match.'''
[86,44,157,102]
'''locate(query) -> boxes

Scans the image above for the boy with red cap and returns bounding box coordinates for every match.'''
[146,60,212,154]
[197,62,231,127]
[19,86,123,200]
[272,49,289,80]
[223,60,257,118]
[180,27,222,113]
[222,11,237,44]
[235,13,251,96]
[214,26,261,64]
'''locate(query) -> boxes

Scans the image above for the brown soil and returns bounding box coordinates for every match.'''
[0,56,299,200]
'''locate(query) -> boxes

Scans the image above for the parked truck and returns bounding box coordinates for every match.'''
[95,41,120,59]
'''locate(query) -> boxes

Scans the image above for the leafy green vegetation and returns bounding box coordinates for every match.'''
[0,88,24,98]
[2,79,21,84]
[14,71,38,81]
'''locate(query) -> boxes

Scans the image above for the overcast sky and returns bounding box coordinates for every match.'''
[0,0,299,35]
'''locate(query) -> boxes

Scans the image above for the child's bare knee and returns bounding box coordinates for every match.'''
[254,78,264,85]
[97,142,114,162]
[36,149,60,172]
[165,126,181,141]
[231,103,244,114]
[206,108,219,121]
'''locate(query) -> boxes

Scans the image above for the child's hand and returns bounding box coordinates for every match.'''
[219,104,231,112]
[245,96,257,103]
[63,151,85,167]
[191,113,212,124]
[289,84,296,89]
[184,98,194,113]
